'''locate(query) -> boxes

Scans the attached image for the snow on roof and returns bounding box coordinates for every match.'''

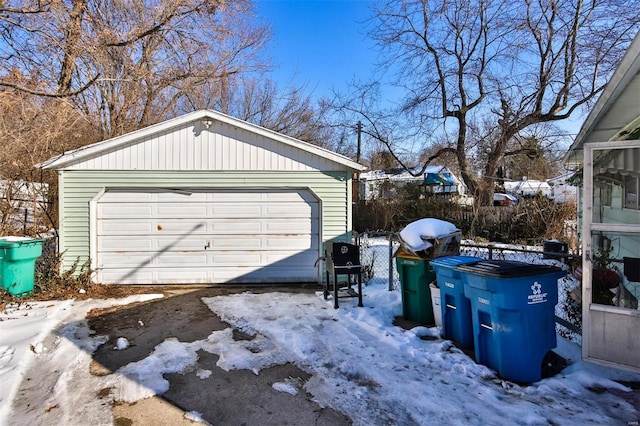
[359,166,449,181]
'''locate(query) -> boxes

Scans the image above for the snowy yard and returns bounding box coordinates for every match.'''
[1,271,640,425]
[0,220,639,425]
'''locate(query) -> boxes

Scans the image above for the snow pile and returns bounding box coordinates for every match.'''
[398,218,461,258]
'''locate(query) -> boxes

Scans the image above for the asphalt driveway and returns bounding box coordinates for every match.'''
[87,285,351,426]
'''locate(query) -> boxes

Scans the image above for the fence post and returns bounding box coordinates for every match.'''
[388,233,394,291]
[488,243,494,260]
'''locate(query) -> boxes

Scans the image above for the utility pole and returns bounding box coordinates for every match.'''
[356,121,362,164]
[353,121,363,215]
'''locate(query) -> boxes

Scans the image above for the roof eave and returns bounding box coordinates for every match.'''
[563,32,640,166]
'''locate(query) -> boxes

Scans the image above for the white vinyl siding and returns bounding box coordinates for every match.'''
[65,121,345,172]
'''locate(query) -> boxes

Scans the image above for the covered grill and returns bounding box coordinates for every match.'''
[324,240,363,309]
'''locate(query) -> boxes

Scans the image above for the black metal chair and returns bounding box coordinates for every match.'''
[324,240,363,309]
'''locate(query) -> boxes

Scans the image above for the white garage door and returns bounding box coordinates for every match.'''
[95,189,320,284]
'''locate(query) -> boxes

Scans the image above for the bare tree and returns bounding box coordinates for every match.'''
[332,0,639,205]
[0,89,98,233]
[0,0,270,137]
[179,72,336,147]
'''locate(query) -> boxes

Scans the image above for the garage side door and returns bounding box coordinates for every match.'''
[95,189,320,284]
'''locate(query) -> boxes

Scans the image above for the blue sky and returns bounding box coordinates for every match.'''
[254,0,376,100]
[252,0,585,138]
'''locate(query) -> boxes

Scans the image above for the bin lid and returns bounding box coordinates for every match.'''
[430,255,483,268]
[0,237,46,248]
[395,251,429,261]
[454,260,563,278]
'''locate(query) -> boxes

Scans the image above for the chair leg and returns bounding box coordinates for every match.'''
[324,270,329,299]
[333,272,339,309]
[357,273,363,307]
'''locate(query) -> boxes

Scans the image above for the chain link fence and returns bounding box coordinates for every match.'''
[354,231,582,342]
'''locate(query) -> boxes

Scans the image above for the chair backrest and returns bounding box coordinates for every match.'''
[325,240,361,273]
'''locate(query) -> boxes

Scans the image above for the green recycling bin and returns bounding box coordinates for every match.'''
[395,252,436,325]
[0,237,46,296]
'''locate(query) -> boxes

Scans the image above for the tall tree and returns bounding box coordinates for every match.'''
[331,0,639,205]
[181,75,334,147]
[0,0,270,137]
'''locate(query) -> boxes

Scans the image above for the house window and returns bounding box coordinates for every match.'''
[624,175,638,210]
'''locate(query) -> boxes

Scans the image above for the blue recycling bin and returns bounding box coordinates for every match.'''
[456,260,566,383]
[430,256,483,349]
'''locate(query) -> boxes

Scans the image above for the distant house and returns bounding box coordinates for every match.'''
[493,193,518,207]
[546,173,578,204]
[358,166,466,200]
[563,32,640,373]
[503,178,552,199]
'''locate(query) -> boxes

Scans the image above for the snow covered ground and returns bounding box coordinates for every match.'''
[1,280,640,425]
[1,222,639,425]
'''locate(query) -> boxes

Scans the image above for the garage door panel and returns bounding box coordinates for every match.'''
[209,221,262,233]
[210,237,264,248]
[264,205,311,217]
[98,252,210,267]
[98,220,156,234]
[211,253,263,265]
[265,237,312,249]
[98,220,207,235]
[157,205,208,217]
[98,238,155,251]
[208,218,262,233]
[98,204,153,218]
[101,270,154,284]
[96,189,320,284]
[265,221,314,233]
[98,237,209,252]
[211,205,263,217]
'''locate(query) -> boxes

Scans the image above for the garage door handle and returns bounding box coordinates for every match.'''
[205,241,210,250]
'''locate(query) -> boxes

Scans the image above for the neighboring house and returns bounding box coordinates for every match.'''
[546,172,578,204]
[563,32,640,373]
[358,166,466,200]
[503,178,552,199]
[0,179,49,232]
[39,110,365,285]
[492,193,518,207]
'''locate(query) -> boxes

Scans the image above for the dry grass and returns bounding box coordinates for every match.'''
[0,283,164,314]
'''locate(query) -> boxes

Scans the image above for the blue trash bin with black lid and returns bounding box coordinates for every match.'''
[456,260,566,383]
[430,256,483,349]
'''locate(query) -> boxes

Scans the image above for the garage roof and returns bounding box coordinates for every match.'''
[39,109,366,172]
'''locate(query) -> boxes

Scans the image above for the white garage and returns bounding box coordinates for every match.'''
[41,110,364,285]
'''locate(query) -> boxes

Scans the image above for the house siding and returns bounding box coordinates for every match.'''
[581,72,640,144]
[65,120,345,172]
[57,170,352,272]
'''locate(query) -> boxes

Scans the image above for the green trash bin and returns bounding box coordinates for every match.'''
[395,252,436,325]
[0,237,46,296]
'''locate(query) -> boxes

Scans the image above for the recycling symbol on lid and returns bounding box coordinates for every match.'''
[531,282,542,295]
